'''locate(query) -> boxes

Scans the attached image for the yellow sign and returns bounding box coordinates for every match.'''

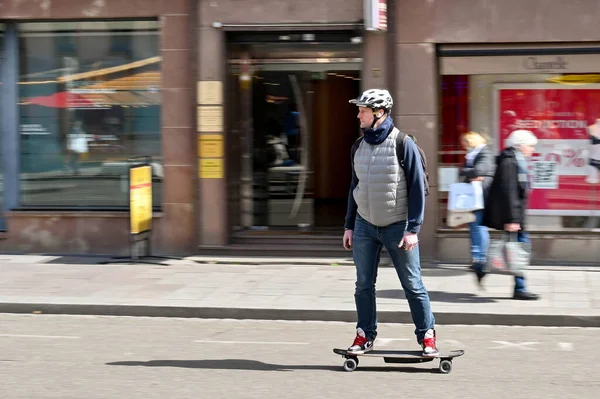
[199,134,224,158]
[198,81,223,105]
[199,158,224,179]
[197,106,223,132]
[129,165,153,234]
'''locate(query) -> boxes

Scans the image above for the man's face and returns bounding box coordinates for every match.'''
[357,106,376,129]
[520,144,535,158]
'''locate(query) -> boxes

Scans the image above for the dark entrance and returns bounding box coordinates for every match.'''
[226,33,362,234]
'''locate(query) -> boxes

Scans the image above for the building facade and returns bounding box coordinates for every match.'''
[0,0,597,263]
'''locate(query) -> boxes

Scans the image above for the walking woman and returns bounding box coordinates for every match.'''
[459,132,495,273]
[478,129,540,300]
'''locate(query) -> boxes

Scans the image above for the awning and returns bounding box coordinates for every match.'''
[27,91,95,109]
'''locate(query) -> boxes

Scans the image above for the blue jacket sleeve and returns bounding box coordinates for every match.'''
[402,138,425,234]
[344,148,359,230]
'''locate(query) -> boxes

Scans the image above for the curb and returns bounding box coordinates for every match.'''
[190,258,357,266]
[1,303,598,328]
[188,258,600,270]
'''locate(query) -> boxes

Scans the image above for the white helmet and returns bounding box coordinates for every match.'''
[349,89,393,112]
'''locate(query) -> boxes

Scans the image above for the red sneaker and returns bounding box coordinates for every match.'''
[421,329,439,356]
[347,328,374,354]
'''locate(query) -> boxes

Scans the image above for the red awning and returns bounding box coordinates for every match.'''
[27,92,95,109]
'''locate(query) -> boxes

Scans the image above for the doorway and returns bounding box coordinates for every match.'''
[226,39,362,232]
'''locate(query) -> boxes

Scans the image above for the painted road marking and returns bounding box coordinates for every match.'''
[558,342,573,351]
[0,334,81,339]
[488,341,540,350]
[193,340,308,345]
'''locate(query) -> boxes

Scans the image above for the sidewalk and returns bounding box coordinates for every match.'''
[0,255,598,327]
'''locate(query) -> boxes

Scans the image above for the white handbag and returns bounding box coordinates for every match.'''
[447,181,484,212]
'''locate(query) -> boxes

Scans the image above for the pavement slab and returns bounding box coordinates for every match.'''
[0,256,598,327]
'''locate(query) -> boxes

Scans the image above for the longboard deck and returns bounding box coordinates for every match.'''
[333,348,464,373]
[333,348,464,360]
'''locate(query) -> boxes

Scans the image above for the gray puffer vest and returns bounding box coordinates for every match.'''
[353,128,408,227]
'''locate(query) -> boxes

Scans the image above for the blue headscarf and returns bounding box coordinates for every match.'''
[514,147,531,191]
[361,116,394,145]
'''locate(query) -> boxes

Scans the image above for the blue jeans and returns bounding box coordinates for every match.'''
[352,215,435,343]
[469,210,490,264]
[513,232,529,293]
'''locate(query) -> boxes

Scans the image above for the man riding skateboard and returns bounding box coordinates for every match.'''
[343,89,438,356]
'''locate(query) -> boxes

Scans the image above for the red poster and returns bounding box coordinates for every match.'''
[497,85,600,215]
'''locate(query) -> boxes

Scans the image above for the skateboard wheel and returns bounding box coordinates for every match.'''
[439,360,452,374]
[343,358,358,372]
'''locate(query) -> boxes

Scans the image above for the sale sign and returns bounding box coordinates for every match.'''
[496,84,600,215]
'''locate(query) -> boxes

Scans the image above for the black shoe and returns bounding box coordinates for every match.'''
[470,263,486,289]
[513,291,540,300]
[475,271,486,289]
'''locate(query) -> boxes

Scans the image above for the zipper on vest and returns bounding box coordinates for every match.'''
[366,143,373,223]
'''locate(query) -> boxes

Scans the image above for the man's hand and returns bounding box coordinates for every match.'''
[343,229,353,250]
[399,232,419,251]
[504,223,521,232]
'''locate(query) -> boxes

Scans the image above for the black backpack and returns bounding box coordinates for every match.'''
[351,130,431,196]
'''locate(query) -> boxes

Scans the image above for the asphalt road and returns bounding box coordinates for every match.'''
[1,314,598,399]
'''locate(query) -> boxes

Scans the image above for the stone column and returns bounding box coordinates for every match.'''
[196,4,227,246]
[394,0,438,261]
[361,31,388,91]
[159,0,197,254]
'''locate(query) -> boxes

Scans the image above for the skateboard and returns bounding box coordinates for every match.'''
[333,348,464,374]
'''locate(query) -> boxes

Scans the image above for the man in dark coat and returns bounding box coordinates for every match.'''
[480,130,540,300]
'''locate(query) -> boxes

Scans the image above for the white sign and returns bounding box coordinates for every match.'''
[438,167,459,192]
[364,0,387,31]
[531,161,559,189]
[442,54,600,75]
[526,139,591,176]
[20,124,50,135]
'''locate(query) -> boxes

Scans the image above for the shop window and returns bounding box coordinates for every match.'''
[0,24,4,219]
[439,53,600,231]
[18,21,161,208]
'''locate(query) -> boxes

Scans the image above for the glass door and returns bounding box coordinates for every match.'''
[227,41,361,231]
[248,69,314,228]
